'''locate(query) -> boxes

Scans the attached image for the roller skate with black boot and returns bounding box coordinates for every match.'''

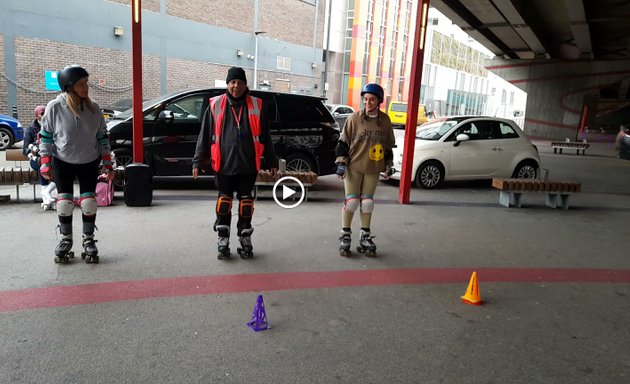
[356,229,377,257]
[216,225,231,260]
[237,227,254,259]
[339,229,352,257]
[54,233,74,264]
[81,234,99,264]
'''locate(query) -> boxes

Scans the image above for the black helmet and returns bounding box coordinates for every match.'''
[57,65,89,92]
[360,83,384,104]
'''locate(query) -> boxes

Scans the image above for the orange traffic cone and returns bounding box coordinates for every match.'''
[461,271,483,305]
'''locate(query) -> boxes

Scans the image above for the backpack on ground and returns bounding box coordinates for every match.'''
[95,174,114,206]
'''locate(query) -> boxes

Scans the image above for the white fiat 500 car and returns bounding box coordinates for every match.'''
[390,116,540,188]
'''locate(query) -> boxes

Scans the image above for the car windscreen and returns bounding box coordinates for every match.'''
[391,103,407,112]
[416,120,460,140]
[277,96,335,124]
[115,91,193,120]
[105,98,133,112]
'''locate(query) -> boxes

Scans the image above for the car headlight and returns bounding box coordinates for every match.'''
[17,122,22,128]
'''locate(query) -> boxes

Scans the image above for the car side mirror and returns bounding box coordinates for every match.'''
[158,110,174,123]
[453,133,470,147]
[333,112,340,117]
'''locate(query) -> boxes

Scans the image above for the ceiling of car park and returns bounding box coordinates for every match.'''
[431,0,630,60]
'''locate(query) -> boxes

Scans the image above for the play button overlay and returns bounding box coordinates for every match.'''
[282,185,296,200]
[273,176,305,209]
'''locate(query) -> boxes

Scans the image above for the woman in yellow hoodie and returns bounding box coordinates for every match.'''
[334,83,395,257]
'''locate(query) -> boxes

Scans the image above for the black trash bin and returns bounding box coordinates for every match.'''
[124,163,153,206]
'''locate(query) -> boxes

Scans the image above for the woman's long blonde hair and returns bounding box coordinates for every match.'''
[65,87,97,116]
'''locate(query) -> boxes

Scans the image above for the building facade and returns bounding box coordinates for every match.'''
[323,2,526,126]
[0,0,325,121]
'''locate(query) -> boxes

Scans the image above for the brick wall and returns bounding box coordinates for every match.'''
[167,0,323,48]
[259,0,325,48]
[0,34,6,115]
[107,0,160,13]
[1,2,325,120]
[167,0,254,35]
[166,58,237,92]
[258,70,315,95]
[14,38,161,120]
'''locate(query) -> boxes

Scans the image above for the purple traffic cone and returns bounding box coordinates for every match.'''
[247,294,269,332]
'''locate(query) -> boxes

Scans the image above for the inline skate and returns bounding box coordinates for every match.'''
[237,227,254,259]
[339,229,351,257]
[54,233,74,264]
[356,229,377,257]
[216,225,231,260]
[81,234,99,264]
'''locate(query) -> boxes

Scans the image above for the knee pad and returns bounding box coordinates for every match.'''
[360,195,374,213]
[216,194,233,216]
[80,196,97,216]
[343,194,360,213]
[56,196,74,217]
[239,197,254,219]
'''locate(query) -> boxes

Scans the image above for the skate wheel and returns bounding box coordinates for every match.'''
[339,249,350,257]
[356,246,365,254]
[69,251,75,258]
[367,250,377,257]
[54,256,69,264]
[217,252,231,260]
[85,255,99,264]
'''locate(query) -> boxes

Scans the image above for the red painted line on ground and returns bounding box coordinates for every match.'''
[1,268,629,313]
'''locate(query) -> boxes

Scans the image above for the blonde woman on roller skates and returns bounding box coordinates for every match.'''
[335,83,395,257]
[39,65,114,264]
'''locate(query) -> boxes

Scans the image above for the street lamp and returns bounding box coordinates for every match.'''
[254,31,266,89]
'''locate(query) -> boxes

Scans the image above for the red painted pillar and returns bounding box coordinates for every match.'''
[399,0,430,204]
[131,0,144,163]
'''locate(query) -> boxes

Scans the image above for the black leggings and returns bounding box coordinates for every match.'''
[52,156,101,234]
[215,173,257,235]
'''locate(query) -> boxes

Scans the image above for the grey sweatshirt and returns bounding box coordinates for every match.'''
[40,94,110,164]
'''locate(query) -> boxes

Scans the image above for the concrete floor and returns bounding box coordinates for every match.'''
[1,141,629,384]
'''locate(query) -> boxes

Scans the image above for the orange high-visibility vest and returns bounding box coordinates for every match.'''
[209,94,264,173]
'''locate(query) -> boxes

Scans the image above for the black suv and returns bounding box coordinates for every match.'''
[106,88,339,178]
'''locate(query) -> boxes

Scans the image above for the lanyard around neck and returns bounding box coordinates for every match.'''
[230,104,243,129]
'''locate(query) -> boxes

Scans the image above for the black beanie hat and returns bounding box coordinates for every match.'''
[226,67,247,84]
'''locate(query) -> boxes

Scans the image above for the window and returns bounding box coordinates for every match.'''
[277,96,326,123]
[277,56,291,70]
[499,122,519,138]
[167,95,204,122]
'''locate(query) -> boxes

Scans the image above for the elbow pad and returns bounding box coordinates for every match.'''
[335,140,349,158]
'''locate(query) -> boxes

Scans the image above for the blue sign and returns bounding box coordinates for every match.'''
[45,71,61,91]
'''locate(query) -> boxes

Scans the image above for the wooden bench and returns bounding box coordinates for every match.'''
[551,141,589,155]
[253,170,317,202]
[492,178,581,209]
[0,166,39,202]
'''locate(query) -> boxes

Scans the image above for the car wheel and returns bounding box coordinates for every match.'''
[512,160,538,179]
[415,161,444,189]
[0,127,14,151]
[112,148,133,190]
[284,152,316,173]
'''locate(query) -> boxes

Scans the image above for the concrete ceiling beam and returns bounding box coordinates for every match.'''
[564,0,593,57]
